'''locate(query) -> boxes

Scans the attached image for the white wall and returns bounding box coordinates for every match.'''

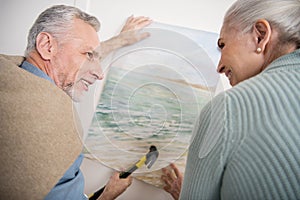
[0,0,236,55]
[82,0,236,40]
[0,0,76,55]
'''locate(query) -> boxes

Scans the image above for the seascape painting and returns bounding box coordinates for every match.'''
[83,22,221,187]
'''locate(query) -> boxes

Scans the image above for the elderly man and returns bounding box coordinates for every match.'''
[0,4,151,200]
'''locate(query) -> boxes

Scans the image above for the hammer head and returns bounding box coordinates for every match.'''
[145,145,159,169]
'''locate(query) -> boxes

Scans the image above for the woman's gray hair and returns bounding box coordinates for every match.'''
[224,0,300,48]
[25,5,100,56]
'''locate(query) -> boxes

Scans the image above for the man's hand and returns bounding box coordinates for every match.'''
[121,15,152,33]
[117,15,152,46]
[98,172,132,200]
[161,163,183,200]
[100,15,152,58]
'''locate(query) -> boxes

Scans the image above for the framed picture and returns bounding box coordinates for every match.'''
[83,22,221,188]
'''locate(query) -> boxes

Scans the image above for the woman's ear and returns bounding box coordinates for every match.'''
[253,19,272,53]
[36,32,57,60]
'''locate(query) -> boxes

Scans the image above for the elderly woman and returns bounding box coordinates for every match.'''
[161,0,300,199]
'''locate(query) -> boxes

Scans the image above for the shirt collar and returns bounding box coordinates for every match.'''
[20,61,55,84]
[263,48,300,73]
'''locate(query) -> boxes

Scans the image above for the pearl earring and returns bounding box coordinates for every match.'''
[256,47,262,53]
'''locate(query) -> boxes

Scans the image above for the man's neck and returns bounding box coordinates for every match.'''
[25,52,55,82]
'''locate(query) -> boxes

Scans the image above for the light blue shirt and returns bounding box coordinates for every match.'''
[20,61,87,200]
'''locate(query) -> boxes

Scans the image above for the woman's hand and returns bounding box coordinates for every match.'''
[161,163,183,200]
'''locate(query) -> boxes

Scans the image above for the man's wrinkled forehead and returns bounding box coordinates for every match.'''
[71,18,100,45]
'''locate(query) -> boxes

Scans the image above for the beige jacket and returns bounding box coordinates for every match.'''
[0,54,83,199]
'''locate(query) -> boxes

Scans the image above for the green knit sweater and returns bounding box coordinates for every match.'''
[181,49,300,200]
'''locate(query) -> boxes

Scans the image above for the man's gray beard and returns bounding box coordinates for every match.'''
[65,87,81,102]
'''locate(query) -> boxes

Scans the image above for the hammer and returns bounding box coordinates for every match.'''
[89,145,159,200]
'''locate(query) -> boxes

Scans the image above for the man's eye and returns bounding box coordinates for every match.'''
[87,52,94,60]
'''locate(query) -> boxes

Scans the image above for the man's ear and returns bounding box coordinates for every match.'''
[36,32,57,60]
[253,19,272,52]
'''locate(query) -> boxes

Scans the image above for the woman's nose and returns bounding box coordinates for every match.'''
[217,61,225,74]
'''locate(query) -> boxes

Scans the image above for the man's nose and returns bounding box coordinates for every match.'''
[91,61,104,80]
[89,61,104,80]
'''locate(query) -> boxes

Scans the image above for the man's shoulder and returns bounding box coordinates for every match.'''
[0,54,25,67]
[0,53,83,200]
